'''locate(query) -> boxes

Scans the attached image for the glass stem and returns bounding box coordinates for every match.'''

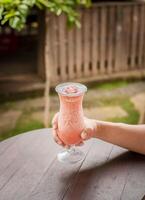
[67,145,76,153]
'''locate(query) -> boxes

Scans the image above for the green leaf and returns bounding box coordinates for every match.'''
[1,17,8,24]
[50,7,55,12]
[0,6,4,20]
[79,0,92,7]
[61,5,70,13]
[37,0,52,8]
[18,4,28,15]
[9,16,20,28]
[0,0,92,30]
[75,19,81,28]
[56,8,62,16]
[0,0,12,4]
[21,0,34,7]
[35,1,43,9]
[5,11,18,19]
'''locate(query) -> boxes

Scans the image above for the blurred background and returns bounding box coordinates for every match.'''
[0,0,145,141]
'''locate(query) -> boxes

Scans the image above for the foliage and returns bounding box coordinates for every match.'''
[95,80,128,91]
[0,119,44,141]
[0,0,91,30]
[87,80,129,91]
[103,97,140,125]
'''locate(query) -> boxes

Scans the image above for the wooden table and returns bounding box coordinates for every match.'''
[0,129,145,200]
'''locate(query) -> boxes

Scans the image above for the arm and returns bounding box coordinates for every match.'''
[88,121,145,155]
[52,113,145,155]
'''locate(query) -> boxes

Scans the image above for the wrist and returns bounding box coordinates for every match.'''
[93,121,105,138]
[91,119,98,138]
[94,121,124,139]
[93,121,116,139]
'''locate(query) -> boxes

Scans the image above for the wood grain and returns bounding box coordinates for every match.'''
[75,9,83,79]
[91,6,99,76]
[0,129,61,200]
[58,14,67,81]
[83,8,91,77]
[120,153,145,200]
[0,129,145,200]
[29,139,92,200]
[122,6,132,71]
[45,2,145,84]
[0,136,18,156]
[100,6,107,74]
[63,140,114,200]
[114,6,123,72]
[107,6,115,74]
[137,5,145,69]
[67,27,75,80]
[51,14,59,83]
[130,5,139,69]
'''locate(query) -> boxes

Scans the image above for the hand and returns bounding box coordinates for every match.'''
[80,117,97,140]
[52,113,97,147]
[51,112,65,146]
[52,112,70,148]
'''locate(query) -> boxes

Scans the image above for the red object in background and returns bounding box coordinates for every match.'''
[0,31,18,54]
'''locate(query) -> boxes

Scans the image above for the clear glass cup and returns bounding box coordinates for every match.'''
[55,82,87,164]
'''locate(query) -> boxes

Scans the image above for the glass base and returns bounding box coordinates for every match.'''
[57,147,84,164]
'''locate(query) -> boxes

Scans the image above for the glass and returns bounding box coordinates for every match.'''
[55,82,87,164]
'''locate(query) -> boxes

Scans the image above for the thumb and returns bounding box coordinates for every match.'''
[81,129,88,140]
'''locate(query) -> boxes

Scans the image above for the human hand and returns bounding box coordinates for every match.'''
[52,112,70,148]
[52,113,97,148]
[80,117,97,140]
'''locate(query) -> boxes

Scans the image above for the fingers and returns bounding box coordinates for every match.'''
[52,128,70,148]
[52,129,62,145]
[81,129,91,140]
[52,112,59,129]
[52,112,63,145]
[52,113,70,148]
[52,112,90,147]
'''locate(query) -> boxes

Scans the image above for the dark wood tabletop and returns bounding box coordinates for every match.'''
[0,128,145,200]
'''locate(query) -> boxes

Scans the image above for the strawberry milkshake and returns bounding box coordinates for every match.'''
[55,82,87,163]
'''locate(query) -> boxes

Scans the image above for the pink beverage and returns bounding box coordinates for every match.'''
[55,82,87,145]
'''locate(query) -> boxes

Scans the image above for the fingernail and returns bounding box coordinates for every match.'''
[81,131,87,139]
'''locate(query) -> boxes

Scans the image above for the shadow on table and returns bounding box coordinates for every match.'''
[63,151,145,200]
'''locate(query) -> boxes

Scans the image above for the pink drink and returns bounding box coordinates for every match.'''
[55,83,87,145]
